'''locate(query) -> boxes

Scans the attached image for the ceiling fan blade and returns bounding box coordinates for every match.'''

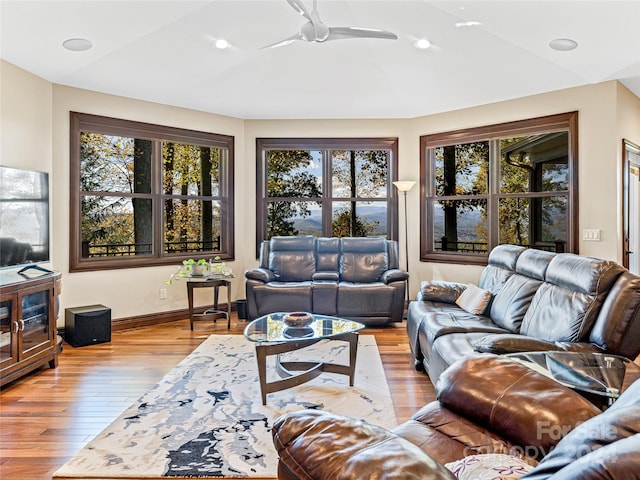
[325,27,398,42]
[260,32,304,49]
[287,0,312,21]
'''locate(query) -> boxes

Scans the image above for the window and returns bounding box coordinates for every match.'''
[420,112,578,264]
[256,138,399,247]
[70,112,234,271]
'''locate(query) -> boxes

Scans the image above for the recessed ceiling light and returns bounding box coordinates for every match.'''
[414,38,432,50]
[549,38,578,51]
[214,39,230,50]
[62,38,92,51]
[455,21,481,28]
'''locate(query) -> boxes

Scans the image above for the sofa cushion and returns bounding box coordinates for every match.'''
[316,237,340,271]
[455,285,492,315]
[520,254,624,342]
[445,454,535,480]
[471,333,602,355]
[486,244,526,271]
[514,248,555,279]
[544,254,623,296]
[407,300,492,366]
[489,249,554,333]
[423,313,508,345]
[478,244,525,293]
[268,236,317,282]
[339,237,388,282]
[251,281,313,315]
[337,282,394,316]
[489,274,542,333]
[427,332,491,383]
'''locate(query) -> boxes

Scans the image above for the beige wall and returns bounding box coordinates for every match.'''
[1,61,53,172]
[407,81,626,287]
[50,84,246,320]
[3,59,639,324]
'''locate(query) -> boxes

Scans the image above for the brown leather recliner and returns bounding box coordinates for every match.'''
[272,355,640,480]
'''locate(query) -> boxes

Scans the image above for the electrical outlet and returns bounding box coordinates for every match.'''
[583,229,601,241]
[159,288,167,300]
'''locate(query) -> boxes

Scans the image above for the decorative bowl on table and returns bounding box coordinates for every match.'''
[283,312,314,328]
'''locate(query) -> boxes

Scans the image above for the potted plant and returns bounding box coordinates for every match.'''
[165,258,209,284]
[184,258,208,276]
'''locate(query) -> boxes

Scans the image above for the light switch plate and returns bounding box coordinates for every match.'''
[583,229,601,241]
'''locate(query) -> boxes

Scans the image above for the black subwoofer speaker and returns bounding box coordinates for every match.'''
[65,304,111,347]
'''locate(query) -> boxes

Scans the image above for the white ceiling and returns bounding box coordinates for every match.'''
[1,0,639,119]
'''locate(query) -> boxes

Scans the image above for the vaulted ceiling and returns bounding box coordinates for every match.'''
[1,0,639,119]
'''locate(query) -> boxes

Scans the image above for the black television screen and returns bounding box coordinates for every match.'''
[0,165,50,269]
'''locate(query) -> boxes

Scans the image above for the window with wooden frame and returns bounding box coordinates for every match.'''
[256,138,399,249]
[420,112,578,265]
[70,112,234,272]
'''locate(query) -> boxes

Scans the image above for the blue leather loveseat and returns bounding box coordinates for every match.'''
[244,236,408,326]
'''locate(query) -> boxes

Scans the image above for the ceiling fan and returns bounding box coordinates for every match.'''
[263,0,398,48]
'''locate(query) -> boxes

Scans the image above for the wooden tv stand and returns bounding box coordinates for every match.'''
[0,269,62,387]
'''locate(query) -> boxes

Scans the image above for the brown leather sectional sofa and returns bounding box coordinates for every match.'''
[272,355,640,480]
[407,245,640,384]
[245,236,408,326]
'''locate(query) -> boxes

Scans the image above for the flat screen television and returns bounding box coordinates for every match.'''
[0,165,51,271]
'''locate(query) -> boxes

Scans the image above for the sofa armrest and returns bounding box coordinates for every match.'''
[418,280,467,303]
[381,268,409,284]
[435,355,601,455]
[272,410,455,480]
[244,268,275,283]
[312,271,339,281]
[472,334,604,355]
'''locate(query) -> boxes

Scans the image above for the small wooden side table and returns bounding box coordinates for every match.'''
[186,276,233,330]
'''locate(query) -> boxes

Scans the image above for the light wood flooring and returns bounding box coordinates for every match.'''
[0,314,435,480]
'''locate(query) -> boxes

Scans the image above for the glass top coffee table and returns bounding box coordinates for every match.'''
[244,312,365,404]
[505,351,630,407]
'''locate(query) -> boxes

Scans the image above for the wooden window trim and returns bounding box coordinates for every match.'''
[622,138,640,269]
[255,137,399,254]
[420,112,579,265]
[69,112,234,272]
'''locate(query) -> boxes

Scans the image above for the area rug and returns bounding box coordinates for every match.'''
[53,334,395,479]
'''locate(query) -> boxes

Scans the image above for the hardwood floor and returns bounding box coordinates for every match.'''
[0,314,435,480]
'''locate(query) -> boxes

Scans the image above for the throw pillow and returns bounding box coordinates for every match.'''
[445,454,535,480]
[455,284,492,315]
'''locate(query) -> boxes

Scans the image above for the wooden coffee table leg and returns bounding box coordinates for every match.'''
[255,345,268,405]
[253,334,361,405]
[348,332,359,386]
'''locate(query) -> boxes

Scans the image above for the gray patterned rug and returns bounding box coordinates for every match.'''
[53,334,395,479]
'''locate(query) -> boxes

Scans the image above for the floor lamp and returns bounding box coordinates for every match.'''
[393,181,416,313]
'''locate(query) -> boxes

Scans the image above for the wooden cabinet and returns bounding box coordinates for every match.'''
[0,271,62,387]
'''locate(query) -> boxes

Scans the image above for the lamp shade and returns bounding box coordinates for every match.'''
[393,181,416,192]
